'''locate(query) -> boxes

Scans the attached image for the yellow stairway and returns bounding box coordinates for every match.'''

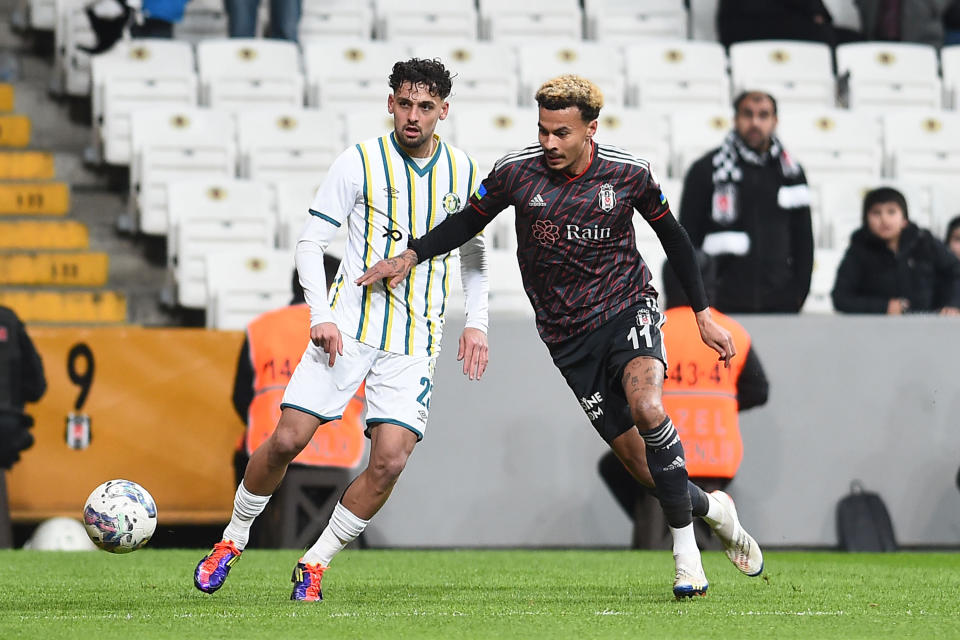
[0,84,127,324]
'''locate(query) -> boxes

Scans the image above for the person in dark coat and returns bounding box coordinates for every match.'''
[832,187,960,315]
[717,0,837,47]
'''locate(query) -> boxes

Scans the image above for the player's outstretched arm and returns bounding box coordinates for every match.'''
[457,327,489,381]
[694,308,736,367]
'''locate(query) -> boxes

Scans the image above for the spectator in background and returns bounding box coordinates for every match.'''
[679,91,814,314]
[946,216,960,261]
[225,0,301,41]
[599,254,769,550]
[945,0,960,44]
[0,306,46,548]
[130,0,190,38]
[717,0,841,47]
[832,187,960,315]
[855,0,951,47]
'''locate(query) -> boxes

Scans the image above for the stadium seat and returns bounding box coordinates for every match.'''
[303,41,413,108]
[205,248,294,329]
[584,0,687,42]
[803,247,843,313]
[835,42,941,111]
[942,45,960,110]
[167,178,276,308]
[237,108,343,182]
[452,107,539,175]
[634,235,667,304]
[775,109,883,184]
[375,0,477,40]
[91,40,198,166]
[129,108,237,236]
[174,0,229,43]
[53,0,95,97]
[729,40,835,109]
[592,108,671,178]
[485,248,530,313]
[624,41,728,111]
[411,42,519,108]
[668,108,732,178]
[517,43,626,107]
[343,108,405,145]
[272,178,352,260]
[479,0,582,42]
[883,111,960,181]
[485,205,516,252]
[299,0,373,42]
[197,39,304,110]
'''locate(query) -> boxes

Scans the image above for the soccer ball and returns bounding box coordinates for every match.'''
[82,479,158,553]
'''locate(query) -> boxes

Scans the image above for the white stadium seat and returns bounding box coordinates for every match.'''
[485,248,530,313]
[411,42,519,108]
[883,111,960,181]
[634,235,667,305]
[205,249,294,329]
[129,108,236,235]
[91,40,198,166]
[518,43,626,107]
[54,0,95,96]
[174,0,228,43]
[375,0,477,40]
[729,40,835,109]
[299,0,373,42]
[836,42,941,111]
[303,41,412,108]
[625,40,728,111]
[343,108,455,145]
[479,0,582,42]
[237,108,343,182]
[775,109,883,184]
[485,206,516,252]
[803,247,843,314]
[585,0,687,42]
[272,178,352,261]
[167,179,276,308]
[197,38,304,110]
[668,108,732,178]
[592,108,671,178]
[29,0,56,30]
[453,107,538,175]
[942,45,960,109]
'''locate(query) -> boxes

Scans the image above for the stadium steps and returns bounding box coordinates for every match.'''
[0,83,128,324]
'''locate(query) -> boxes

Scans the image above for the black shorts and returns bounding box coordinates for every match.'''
[547,297,667,443]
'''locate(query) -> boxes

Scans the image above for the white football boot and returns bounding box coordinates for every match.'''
[704,490,764,577]
[672,551,708,599]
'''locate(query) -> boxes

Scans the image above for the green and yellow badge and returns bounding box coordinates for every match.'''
[442,192,461,214]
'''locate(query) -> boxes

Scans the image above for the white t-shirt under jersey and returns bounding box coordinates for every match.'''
[296,132,489,357]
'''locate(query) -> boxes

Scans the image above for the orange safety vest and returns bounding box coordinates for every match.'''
[662,307,751,479]
[245,304,365,468]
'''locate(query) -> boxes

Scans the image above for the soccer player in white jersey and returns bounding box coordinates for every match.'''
[194,59,490,601]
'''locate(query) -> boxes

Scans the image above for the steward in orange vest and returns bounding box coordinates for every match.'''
[599,254,768,549]
[231,262,366,487]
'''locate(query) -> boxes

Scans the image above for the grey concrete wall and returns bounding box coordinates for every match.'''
[365,312,960,548]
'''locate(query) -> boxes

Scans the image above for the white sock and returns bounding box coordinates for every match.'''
[703,492,734,539]
[222,481,271,551]
[669,523,699,557]
[301,502,369,567]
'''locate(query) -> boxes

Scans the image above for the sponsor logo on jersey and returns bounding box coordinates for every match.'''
[528,193,547,207]
[531,219,560,246]
[579,391,604,422]
[382,228,403,242]
[383,186,399,199]
[566,224,611,240]
[598,183,617,212]
[442,192,461,214]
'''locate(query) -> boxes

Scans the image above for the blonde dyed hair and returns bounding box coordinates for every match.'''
[535,74,604,121]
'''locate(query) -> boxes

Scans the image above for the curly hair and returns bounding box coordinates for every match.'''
[535,75,604,122]
[388,58,453,99]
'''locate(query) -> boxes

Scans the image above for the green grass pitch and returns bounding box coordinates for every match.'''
[1,549,956,639]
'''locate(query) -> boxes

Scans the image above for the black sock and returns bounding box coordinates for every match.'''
[638,417,693,528]
[689,481,709,518]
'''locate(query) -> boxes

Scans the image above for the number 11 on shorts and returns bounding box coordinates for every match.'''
[626,325,652,350]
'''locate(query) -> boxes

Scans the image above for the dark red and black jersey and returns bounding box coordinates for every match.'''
[469,140,671,345]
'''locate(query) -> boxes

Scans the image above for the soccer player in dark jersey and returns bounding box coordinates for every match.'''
[357,75,763,599]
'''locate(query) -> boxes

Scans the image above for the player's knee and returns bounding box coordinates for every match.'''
[268,426,310,461]
[630,398,666,431]
[369,452,408,488]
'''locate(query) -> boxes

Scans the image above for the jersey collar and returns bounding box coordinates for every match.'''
[390,132,443,177]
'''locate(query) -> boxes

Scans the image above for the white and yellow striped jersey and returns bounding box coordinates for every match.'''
[297,132,488,357]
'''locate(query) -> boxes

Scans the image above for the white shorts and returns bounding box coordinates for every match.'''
[280,333,437,441]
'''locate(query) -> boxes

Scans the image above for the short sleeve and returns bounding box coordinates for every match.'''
[468,163,512,218]
[631,163,671,223]
[308,146,363,228]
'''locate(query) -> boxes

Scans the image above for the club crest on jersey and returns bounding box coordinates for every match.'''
[636,307,652,326]
[598,183,617,212]
[442,192,461,214]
